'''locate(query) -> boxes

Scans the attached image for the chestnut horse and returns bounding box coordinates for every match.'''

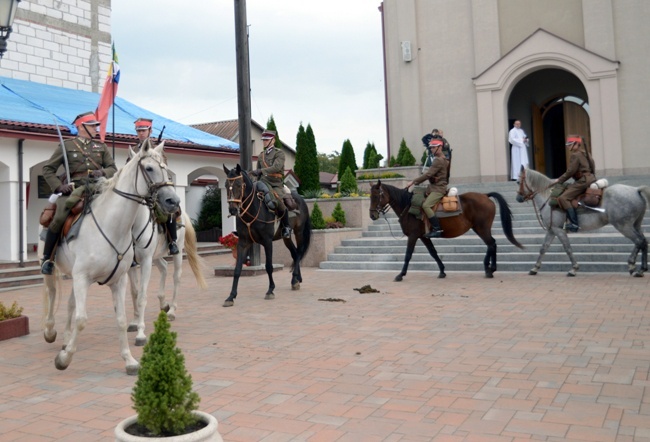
[369,181,523,280]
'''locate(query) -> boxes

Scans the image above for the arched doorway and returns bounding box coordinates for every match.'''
[507,67,590,178]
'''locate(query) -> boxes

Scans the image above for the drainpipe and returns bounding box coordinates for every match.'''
[18,139,25,267]
[378,3,391,160]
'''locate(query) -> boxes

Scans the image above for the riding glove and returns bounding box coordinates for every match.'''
[56,183,74,195]
[91,169,105,178]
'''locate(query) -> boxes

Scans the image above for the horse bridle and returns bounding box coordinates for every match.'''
[370,186,391,217]
[94,153,174,285]
[226,172,275,242]
[516,169,554,231]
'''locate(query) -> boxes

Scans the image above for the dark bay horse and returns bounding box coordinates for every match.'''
[222,164,312,307]
[516,167,649,277]
[369,181,523,279]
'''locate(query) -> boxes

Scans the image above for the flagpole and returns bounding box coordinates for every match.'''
[111,67,115,159]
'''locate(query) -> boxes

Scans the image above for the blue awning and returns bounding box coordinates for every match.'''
[0,76,239,151]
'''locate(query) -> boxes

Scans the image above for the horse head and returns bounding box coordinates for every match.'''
[369,180,390,220]
[516,167,553,203]
[131,140,180,215]
[223,164,252,216]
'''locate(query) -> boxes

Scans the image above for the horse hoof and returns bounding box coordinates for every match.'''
[529,270,538,275]
[135,337,147,347]
[265,293,275,300]
[161,304,170,313]
[485,273,494,279]
[633,271,644,278]
[43,330,57,343]
[223,300,234,307]
[394,275,403,282]
[567,272,576,277]
[438,272,446,279]
[126,364,140,376]
[292,283,300,290]
[54,352,70,371]
[167,313,176,321]
[127,324,138,333]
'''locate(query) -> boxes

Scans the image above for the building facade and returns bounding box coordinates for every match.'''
[380,0,650,182]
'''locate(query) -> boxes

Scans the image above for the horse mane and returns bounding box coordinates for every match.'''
[525,168,554,199]
[92,167,121,206]
[383,182,411,210]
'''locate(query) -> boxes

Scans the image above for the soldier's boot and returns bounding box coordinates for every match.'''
[167,216,179,255]
[41,229,59,275]
[565,207,579,232]
[280,209,292,239]
[425,216,443,238]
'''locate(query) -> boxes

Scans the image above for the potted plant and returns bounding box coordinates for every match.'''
[0,301,29,342]
[115,311,223,441]
[218,232,239,259]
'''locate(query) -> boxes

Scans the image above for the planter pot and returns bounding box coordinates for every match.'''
[0,315,29,341]
[114,411,223,442]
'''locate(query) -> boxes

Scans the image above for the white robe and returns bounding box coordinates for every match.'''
[509,126,529,180]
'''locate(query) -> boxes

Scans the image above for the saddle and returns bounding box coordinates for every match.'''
[409,187,463,220]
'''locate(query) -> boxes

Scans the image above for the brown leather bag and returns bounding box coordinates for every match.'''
[441,196,459,212]
[583,187,602,207]
[39,202,57,227]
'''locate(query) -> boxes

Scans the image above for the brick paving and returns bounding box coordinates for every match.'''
[0,253,649,441]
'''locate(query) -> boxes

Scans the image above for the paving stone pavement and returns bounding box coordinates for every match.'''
[1,253,649,441]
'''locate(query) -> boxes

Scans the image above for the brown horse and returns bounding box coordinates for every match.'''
[369,181,524,280]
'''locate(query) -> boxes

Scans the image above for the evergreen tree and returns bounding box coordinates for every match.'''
[132,311,200,436]
[338,139,358,180]
[310,202,326,229]
[395,138,416,166]
[369,148,384,169]
[363,142,383,169]
[331,202,346,226]
[339,166,358,194]
[266,115,282,149]
[193,186,221,231]
[300,124,321,193]
[293,123,309,194]
[389,155,398,167]
[362,142,373,169]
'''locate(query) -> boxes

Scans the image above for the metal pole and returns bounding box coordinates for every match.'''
[234,0,252,170]
[234,0,260,265]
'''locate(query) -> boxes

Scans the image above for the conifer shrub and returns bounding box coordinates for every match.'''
[339,166,358,195]
[0,301,23,321]
[310,202,326,229]
[131,311,200,437]
[331,202,346,226]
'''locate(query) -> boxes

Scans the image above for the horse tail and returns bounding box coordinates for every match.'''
[293,194,312,272]
[637,186,650,208]
[181,213,208,289]
[487,192,525,249]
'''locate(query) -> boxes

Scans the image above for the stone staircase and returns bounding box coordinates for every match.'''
[320,176,650,274]
[0,243,228,293]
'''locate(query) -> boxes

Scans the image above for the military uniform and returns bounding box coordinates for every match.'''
[411,140,449,238]
[556,136,596,232]
[557,150,596,210]
[256,146,287,210]
[42,136,116,233]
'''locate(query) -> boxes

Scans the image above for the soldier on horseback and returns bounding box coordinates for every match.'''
[40,111,117,274]
[132,118,179,255]
[406,138,449,238]
[552,135,596,232]
[251,130,295,239]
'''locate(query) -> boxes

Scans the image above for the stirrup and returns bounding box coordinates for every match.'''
[425,229,443,238]
[282,227,292,239]
[566,223,579,233]
[41,260,55,275]
[168,241,179,255]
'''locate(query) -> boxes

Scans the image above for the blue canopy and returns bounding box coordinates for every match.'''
[0,76,239,151]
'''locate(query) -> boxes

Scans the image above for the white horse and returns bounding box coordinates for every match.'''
[516,167,650,277]
[127,209,207,346]
[41,141,179,375]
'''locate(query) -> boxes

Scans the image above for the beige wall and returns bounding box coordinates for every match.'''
[382,0,650,181]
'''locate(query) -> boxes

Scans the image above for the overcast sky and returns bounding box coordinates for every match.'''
[111,1,386,160]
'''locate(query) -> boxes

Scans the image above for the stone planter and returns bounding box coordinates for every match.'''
[0,315,29,341]
[273,227,363,268]
[114,410,222,442]
[305,197,370,230]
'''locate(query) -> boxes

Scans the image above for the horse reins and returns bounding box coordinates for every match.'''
[93,155,174,285]
[517,171,553,231]
[227,174,274,244]
[371,186,406,239]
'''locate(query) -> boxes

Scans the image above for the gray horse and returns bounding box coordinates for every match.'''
[516,167,649,277]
